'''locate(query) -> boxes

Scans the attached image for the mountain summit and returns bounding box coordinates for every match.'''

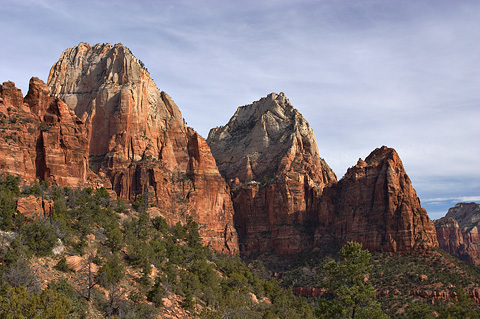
[208,93,336,255]
[208,94,437,255]
[46,42,239,253]
[208,92,336,186]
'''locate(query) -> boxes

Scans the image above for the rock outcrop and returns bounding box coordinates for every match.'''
[208,94,437,255]
[207,93,337,255]
[16,195,54,219]
[0,78,89,187]
[316,147,438,252]
[47,43,237,253]
[435,203,480,265]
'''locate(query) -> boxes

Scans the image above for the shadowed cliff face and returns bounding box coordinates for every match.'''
[316,146,438,252]
[207,93,337,255]
[435,203,480,265]
[46,42,238,254]
[208,94,438,255]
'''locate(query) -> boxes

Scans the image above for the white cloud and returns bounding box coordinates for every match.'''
[423,196,480,204]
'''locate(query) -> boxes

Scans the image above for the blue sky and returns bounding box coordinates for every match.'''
[1,0,479,219]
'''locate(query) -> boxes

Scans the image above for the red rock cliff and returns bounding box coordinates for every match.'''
[207,93,337,255]
[0,78,89,187]
[208,94,438,255]
[435,203,480,265]
[315,146,438,252]
[47,43,237,254]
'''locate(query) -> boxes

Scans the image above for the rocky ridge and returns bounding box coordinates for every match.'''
[0,78,89,188]
[435,203,480,265]
[208,93,337,255]
[208,95,438,255]
[46,42,238,254]
[1,43,237,254]
[316,146,438,252]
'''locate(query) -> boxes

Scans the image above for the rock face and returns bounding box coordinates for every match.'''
[316,147,438,252]
[207,93,337,255]
[435,203,480,265]
[47,43,237,253]
[16,195,54,219]
[0,78,89,187]
[208,95,437,255]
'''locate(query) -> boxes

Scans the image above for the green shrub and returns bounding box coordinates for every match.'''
[54,257,72,273]
[21,219,58,257]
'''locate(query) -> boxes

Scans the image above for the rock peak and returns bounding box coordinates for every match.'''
[364,146,398,164]
[208,92,335,184]
[435,202,480,265]
[47,42,182,157]
[317,146,438,252]
[207,93,336,255]
[46,43,238,254]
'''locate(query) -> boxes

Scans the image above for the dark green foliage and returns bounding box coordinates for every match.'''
[147,276,164,307]
[105,221,124,253]
[151,216,168,232]
[48,279,88,318]
[406,303,437,319]
[0,286,72,318]
[1,175,20,194]
[54,257,72,273]
[0,175,19,230]
[114,197,128,214]
[97,253,125,288]
[317,242,387,319]
[20,218,58,256]
[132,194,149,212]
[406,289,480,319]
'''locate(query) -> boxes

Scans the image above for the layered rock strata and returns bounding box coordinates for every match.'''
[435,203,480,265]
[0,78,89,187]
[207,93,337,255]
[316,147,438,252]
[208,94,438,255]
[47,43,237,253]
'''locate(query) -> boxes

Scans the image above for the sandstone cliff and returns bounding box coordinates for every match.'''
[47,43,237,253]
[207,93,337,255]
[316,146,438,252]
[0,78,89,187]
[208,94,437,255]
[435,203,480,265]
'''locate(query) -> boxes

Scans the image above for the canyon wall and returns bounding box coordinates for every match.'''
[435,203,480,265]
[208,94,438,255]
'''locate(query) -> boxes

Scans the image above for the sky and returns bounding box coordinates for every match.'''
[0,0,479,219]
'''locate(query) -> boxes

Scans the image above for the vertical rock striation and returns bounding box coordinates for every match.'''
[47,43,237,253]
[435,203,480,265]
[208,93,337,255]
[0,78,89,187]
[316,147,438,252]
[208,94,438,255]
